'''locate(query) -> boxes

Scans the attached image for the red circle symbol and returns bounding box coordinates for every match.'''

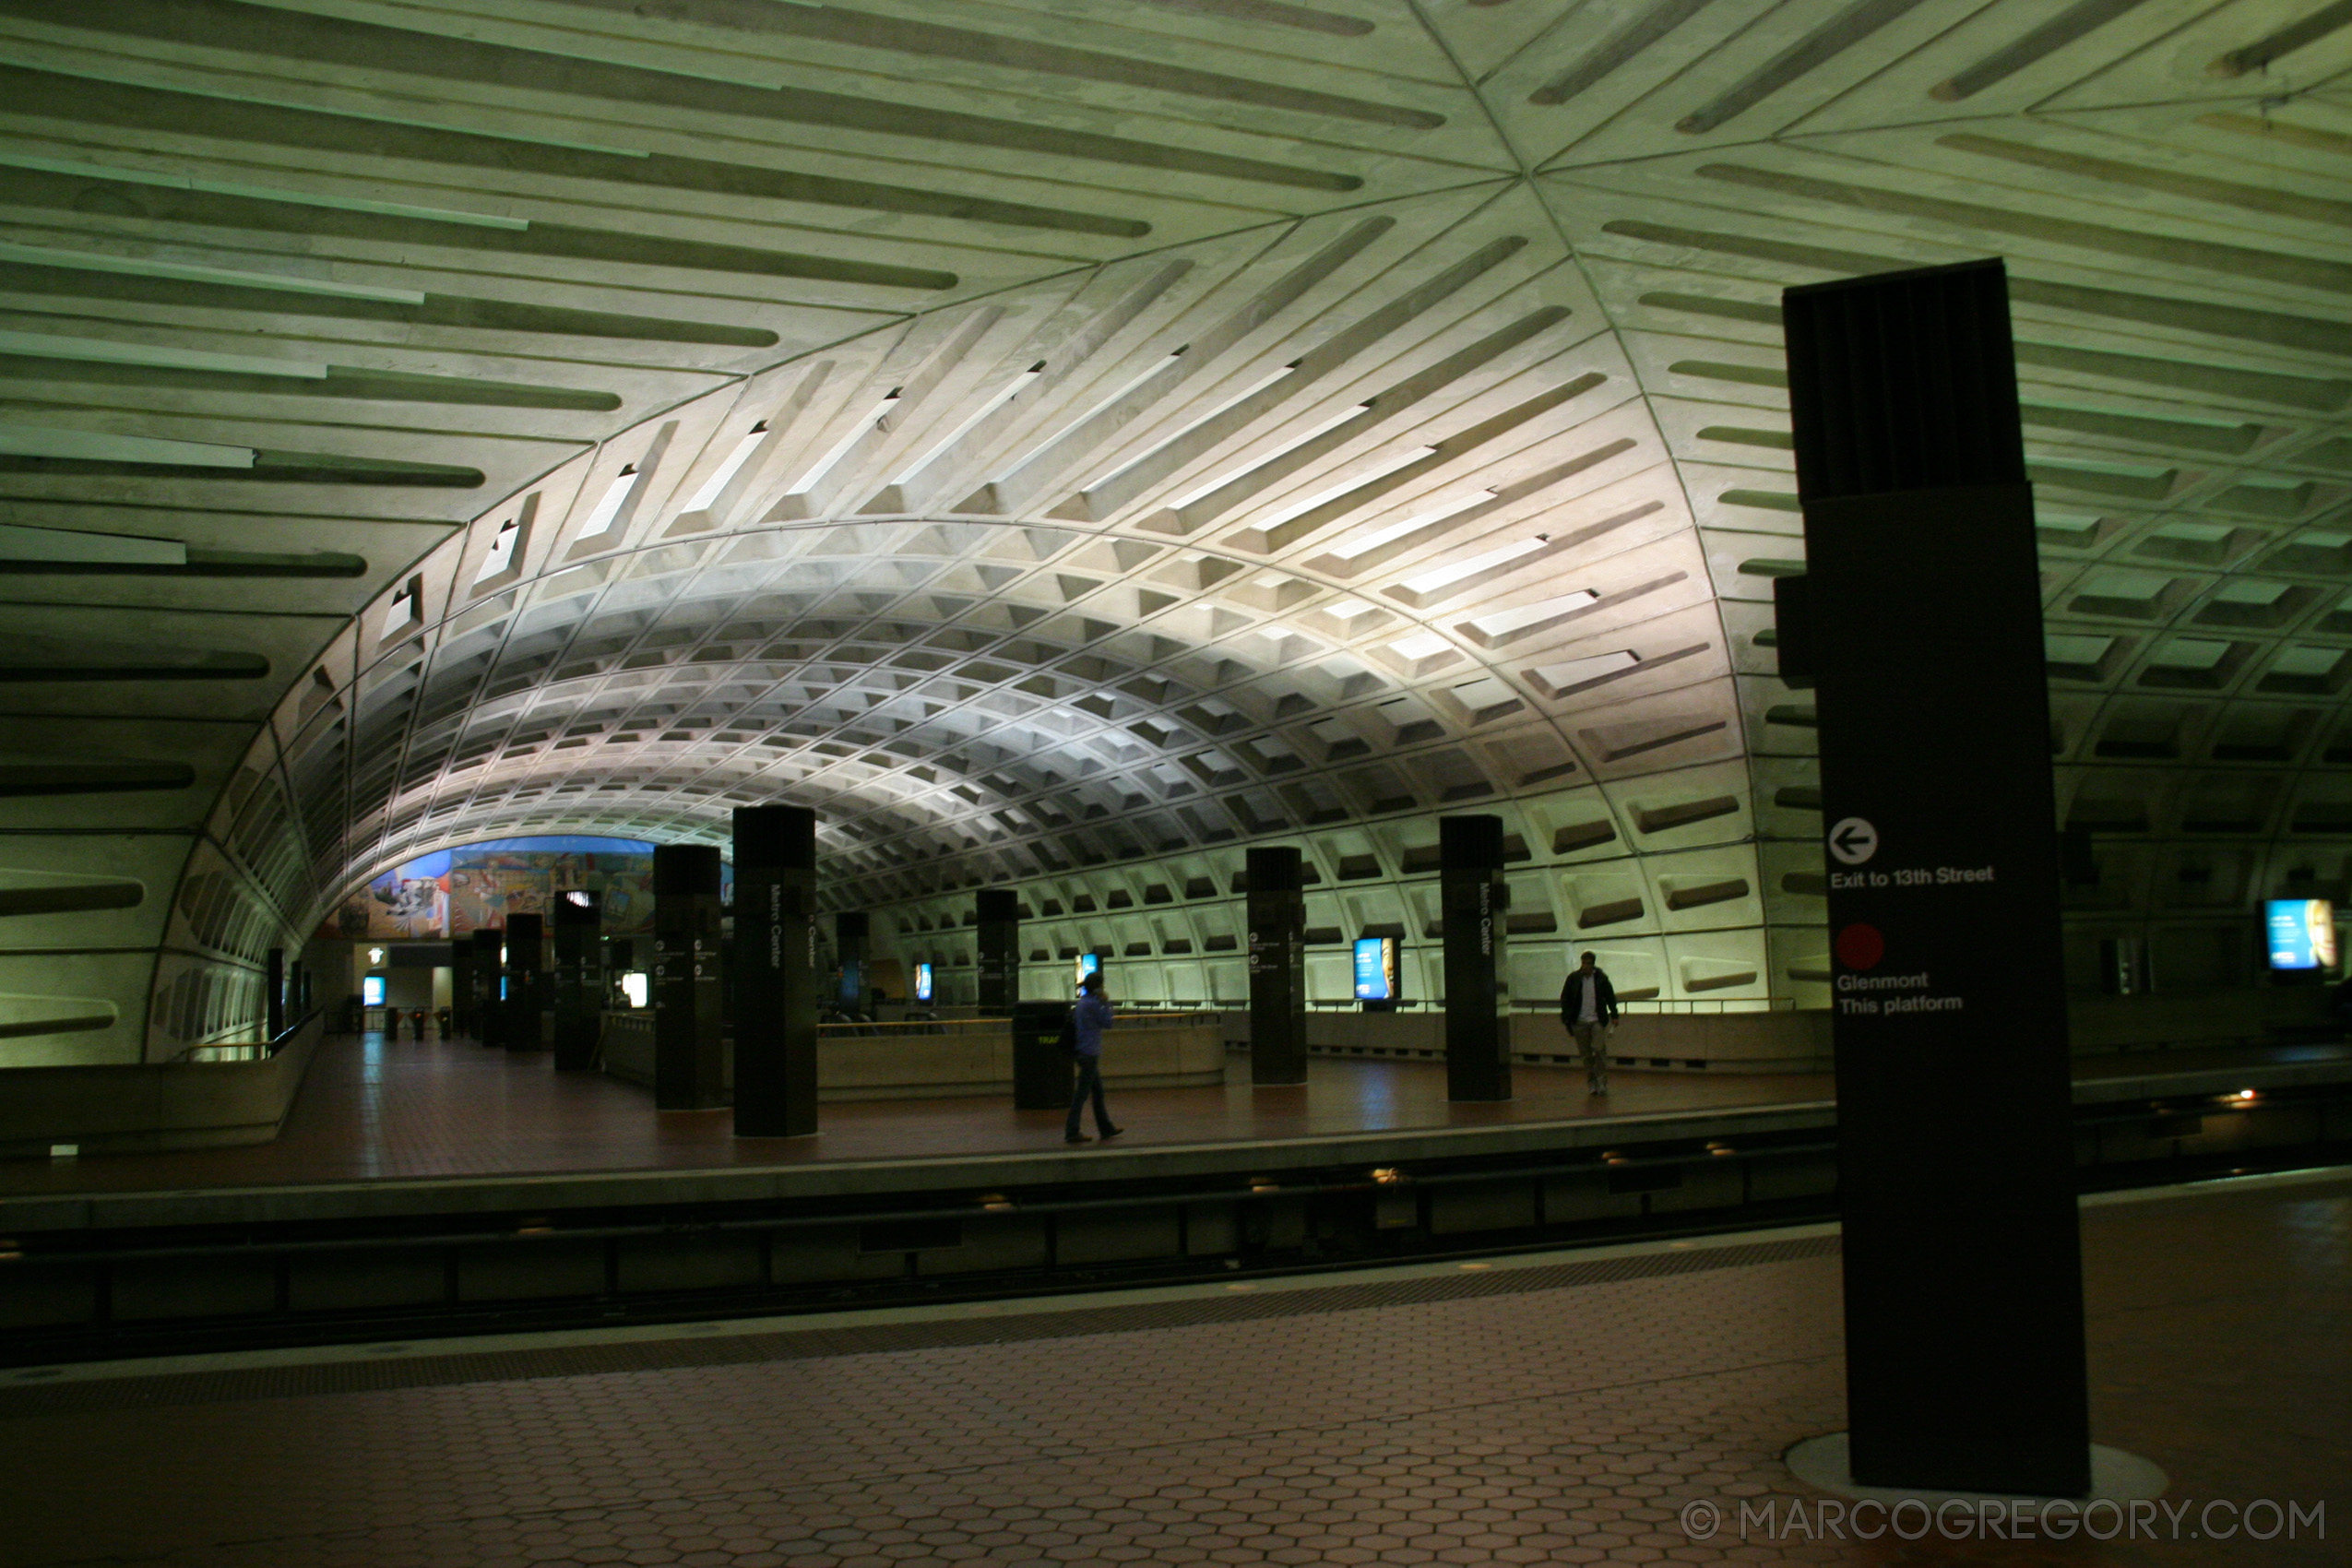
[1835,923,1885,971]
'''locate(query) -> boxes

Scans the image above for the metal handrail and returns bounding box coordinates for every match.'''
[169,1007,321,1063]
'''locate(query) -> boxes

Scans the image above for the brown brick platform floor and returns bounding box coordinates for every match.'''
[7,1030,2339,1202]
[0,1030,1832,1196]
[0,1171,2343,1566]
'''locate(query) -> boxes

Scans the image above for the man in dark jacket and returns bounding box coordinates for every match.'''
[1560,951,1620,1097]
[1064,971,1123,1145]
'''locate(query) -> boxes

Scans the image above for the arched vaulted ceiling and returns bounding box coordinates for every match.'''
[5,0,2351,1058]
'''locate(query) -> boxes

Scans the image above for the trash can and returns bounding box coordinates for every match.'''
[1011,998,1074,1111]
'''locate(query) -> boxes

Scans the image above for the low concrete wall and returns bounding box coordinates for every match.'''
[1210,991,2346,1072]
[2065,988,2338,1053]
[599,1013,1225,1101]
[1525,1011,1834,1073]
[603,992,2343,1094]
[600,1010,654,1086]
[1098,1022,1229,1090]
[820,1027,1009,1100]
[0,1014,325,1157]
[1206,1008,1836,1074]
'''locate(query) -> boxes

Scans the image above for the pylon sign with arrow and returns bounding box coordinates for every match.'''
[1827,817,1878,865]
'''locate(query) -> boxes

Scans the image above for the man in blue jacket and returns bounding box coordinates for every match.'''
[1065,971,1123,1145]
[1561,951,1620,1097]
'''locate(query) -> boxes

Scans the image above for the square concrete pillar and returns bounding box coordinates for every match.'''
[733,806,818,1137]
[652,846,725,1110]
[1440,815,1511,1101]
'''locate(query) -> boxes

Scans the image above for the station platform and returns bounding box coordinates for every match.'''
[3,1032,2348,1234]
[1,1031,2346,1373]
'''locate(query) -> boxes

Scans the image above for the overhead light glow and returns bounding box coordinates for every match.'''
[1015,350,1184,474]
[472,516,522,582]
[1245,446,1435,530]
[1531,649,1640,689]
[1466,590,1599,641]
[790,389,900,496]
[1330,503,1473,564]
[1087,365,1301,493]
[680,421,769,512]
[379,579,417,640]
[1399,535,1546,597]
[1161,400,1374,510]
[572,464,640,541]
[894,363,1042,484]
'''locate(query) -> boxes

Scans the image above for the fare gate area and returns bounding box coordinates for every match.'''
[4,1074,2350,1368]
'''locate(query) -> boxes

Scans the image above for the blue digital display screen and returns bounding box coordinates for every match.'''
[1074,952,1101,990]
[361,975,386,1006]
[1353,937,1396,1002]
[913,962,933,1003]
[2266,899,2337,970]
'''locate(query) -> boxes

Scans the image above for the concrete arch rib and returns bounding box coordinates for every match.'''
[297,189,1757,1019]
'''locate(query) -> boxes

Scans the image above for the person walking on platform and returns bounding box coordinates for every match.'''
[1561,951,1620,1097]
[1064,971,1123,1145]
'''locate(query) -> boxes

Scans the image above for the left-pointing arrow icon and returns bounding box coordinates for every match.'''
[1828,816,1879,866]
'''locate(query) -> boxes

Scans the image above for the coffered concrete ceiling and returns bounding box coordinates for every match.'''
[4,0,2350,1057]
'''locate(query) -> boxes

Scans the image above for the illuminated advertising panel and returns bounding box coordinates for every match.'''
[1073,951,1101,990]
[361,974,386,1006]
[913,962,933,1004]
[2265,898,2338,971]
[1352,936,1398,1003]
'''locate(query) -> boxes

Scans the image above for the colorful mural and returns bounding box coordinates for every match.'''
[322,836,676,940]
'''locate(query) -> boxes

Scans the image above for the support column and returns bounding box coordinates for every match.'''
[451,937,477,1040]
[1245,847,1307,1085]
[975,889,1019,1015]
[552,892,602,1070]
[1782,258,2088,1496]
[503,913,545,1051]
[469,928,503,1045]
[265,947,285,1040]
[1439,815,1511,1101]
[834,911,868,1013]
[652,846,725,1109]
[733,805,818,1137]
